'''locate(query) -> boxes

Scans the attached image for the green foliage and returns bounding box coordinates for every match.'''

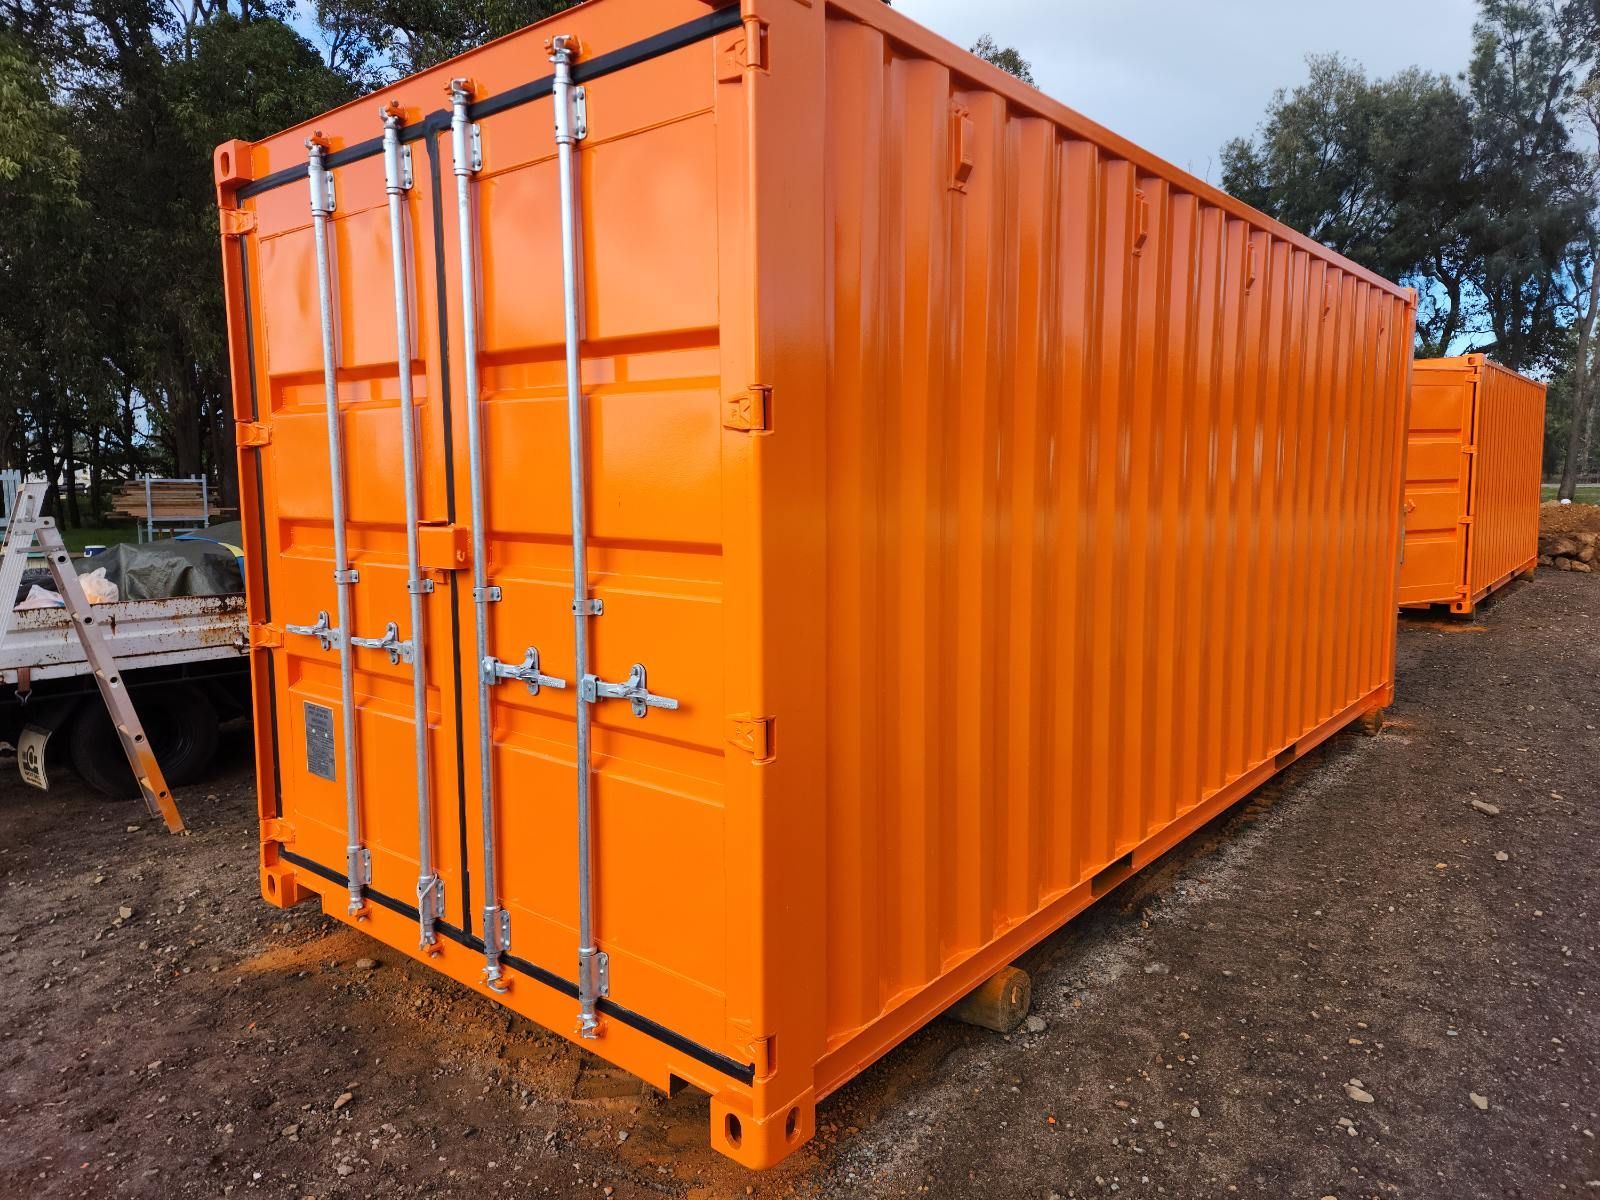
[0,30,99,496]
[0,0,591,522]
[1462,0,1597,372]
[318,0,584,84]
[970,34,1035,86]
[1224,0,1599,489]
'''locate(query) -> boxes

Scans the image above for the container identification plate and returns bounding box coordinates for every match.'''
[303,702,336,781]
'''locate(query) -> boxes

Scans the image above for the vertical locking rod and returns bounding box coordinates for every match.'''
[307,138,367,915]
[381,109,443,947]
[549,34,603,1039]
[449,80,511,990]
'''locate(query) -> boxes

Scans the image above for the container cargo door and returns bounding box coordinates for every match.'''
[240,126,469,942]
[1400,363,1475,606]
[443,39,736,1059]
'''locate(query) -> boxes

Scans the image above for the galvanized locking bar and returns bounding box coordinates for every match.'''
[483,648,568,696]
[449,76,517,991]
[580,663,680,719]
[547,33,610,1039]
[380,104,443,949]
[306,137,367,916]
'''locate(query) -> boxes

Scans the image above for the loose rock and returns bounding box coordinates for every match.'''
[333,1092,354,1112]
[1470,1092,1489,1110]
[1470,800,1500,816]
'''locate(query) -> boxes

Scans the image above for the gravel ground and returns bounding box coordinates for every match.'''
[0,572,1595,1199]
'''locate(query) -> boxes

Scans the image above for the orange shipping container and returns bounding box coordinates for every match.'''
[215,0,1416,1168]
[1399,355,1546,614]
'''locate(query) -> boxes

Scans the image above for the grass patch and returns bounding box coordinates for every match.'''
[1541,484,1600,505]
[54,525,141,554]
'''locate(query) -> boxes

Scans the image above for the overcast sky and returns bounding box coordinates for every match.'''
[893,0,1479,182]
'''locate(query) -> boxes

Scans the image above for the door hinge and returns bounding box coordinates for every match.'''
[725,386,772,432]
[236,421,271,448]
[220,207,257,238]
[730,1020,776,1079]
[726,714,775,763]
[263,817,295,845]
[716,19,770,80]
[249,622,284,651]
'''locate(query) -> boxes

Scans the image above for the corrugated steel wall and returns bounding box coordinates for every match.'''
[817,11,1414,1055]
[1466,361,1546,600]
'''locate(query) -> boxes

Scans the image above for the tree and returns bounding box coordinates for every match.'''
[1222,56,1480,355]
[2,0,352,518]
[1464,0,1598,372]
[1554,76,1599,498]
[970,33,1035,86]
[1222,1,1598,376]
[315,0,584,84]
[0,29,99,496]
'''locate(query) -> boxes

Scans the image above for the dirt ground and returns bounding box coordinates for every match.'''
[1,574,1595,1200]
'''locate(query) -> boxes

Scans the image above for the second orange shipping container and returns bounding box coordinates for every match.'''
[1400,355,1546,614]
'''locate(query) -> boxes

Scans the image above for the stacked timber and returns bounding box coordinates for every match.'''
[107,479,216,522]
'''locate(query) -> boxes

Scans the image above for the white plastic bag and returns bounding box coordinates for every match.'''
[79,567,119,604]
[10,568,119,611]
[13,585,64,610]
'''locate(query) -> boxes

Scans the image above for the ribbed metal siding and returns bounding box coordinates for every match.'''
[1465,360,1546,599]
[817,14,1414,1053]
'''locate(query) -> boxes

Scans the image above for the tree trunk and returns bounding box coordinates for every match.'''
[88,423,104,525]
[34,415,61,524]
[63,417,82,528]
[0,406,16,472]
[212,391,239,509]
[170,377,203,478]
[1558,254,1600,502]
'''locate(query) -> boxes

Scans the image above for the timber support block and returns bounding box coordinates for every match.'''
[949,965,1032,1034]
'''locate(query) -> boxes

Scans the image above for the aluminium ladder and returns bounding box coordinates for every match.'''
[0,481,186,833]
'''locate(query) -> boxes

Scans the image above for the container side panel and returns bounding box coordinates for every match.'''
[1464,362,1546,600]
[811,11,1414,1068]
[1399,362,1473,605]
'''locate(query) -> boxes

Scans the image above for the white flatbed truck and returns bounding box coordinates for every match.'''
[1,593,250,797]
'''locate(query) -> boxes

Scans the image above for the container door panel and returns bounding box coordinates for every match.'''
[1400,370,1473,605]
[245,145,465,934]
[451,52,735,1056]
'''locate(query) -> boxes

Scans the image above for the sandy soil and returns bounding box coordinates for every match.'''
[0,572,1595,1199]
[1540,502,1600,535]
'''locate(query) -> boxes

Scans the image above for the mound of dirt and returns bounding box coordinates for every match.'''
[1540,501,1600,535]
[1539,503,1600,572]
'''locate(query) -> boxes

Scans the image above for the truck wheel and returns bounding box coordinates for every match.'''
[69,683,220,799]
